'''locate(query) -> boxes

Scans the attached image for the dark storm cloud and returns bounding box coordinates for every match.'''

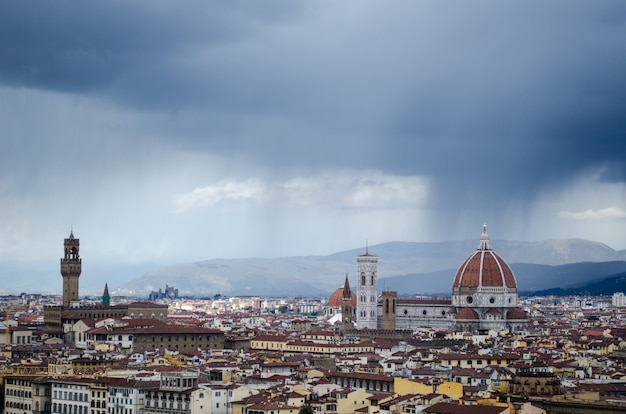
[1,1,625,208]
[0,1,305,93]
[380,1,626,211]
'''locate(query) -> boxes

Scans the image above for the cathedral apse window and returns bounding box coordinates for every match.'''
[403,309,408,315]
[489,297,495,304]
[422,310,427,316]
[466,296,473,304]
[441,310,446,316]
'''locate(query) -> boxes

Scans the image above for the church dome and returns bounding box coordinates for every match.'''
[456,307,479,320]
[452,225,517,290]
[506,308,527,320]
[327,288,356,308]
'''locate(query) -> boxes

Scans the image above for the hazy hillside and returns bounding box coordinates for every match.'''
[118,239,626,297]
[530,270,626,297]
[382,261,626,295]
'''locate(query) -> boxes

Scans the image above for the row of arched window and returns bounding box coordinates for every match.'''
[52,402,88,414]
[6,401,49,412]
[6,388,31,397]
[6,401,31,410]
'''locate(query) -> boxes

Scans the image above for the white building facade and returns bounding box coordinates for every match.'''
[613,292,626,307]
[51,378,91,414]
[108,382,145,414]
[356,250,378,329]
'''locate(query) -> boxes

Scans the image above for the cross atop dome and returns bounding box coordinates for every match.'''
[477,223,492,251]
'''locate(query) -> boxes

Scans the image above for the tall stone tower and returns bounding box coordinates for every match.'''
[341,273,353,331]
[61,231,82,308]
[102,283,110,306]
[381,291,397,331]
[356,248,378,329]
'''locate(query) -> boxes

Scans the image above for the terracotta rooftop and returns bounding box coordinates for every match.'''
[455,307,479,320]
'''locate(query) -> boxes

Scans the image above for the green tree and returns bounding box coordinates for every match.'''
[299,404,314,414]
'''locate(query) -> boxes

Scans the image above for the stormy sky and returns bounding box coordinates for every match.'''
[1,1,625,285]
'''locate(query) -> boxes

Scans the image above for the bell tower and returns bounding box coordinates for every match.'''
[381,291,397,331]
[61,231,82,308]
[356,245,378,330]
[341,273,353,330]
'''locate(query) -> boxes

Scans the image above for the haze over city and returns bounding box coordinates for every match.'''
[0,1,625,293]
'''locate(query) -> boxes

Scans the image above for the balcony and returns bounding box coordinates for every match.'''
[143,407,190,414]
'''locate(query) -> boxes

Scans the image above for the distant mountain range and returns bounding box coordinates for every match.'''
[529,270,626,297]
[382,261,626,295]
[117,238,626,298]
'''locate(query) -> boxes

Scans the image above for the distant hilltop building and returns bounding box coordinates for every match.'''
[332,224,528,334]
[44,231,168,340]
[149,284,179,301]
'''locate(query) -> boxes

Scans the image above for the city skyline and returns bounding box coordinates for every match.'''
[0,1,625,276]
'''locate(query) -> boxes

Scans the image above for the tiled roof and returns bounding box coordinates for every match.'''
[452,229,517,289]
[453,250,517,288]
[506,308,527,320]
[327,287,356,308]
[89,324,223,335]
[423,401,507,414]
[455,308,479,320]
[330,371,393,382]
[397,298,452,306]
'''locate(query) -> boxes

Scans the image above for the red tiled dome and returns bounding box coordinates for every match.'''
[456,307,479,320]
[506,308,527,320]
[327,288,356,308]
[452,227,517,289]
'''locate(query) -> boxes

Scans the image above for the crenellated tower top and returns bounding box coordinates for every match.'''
[61,230,82,308]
